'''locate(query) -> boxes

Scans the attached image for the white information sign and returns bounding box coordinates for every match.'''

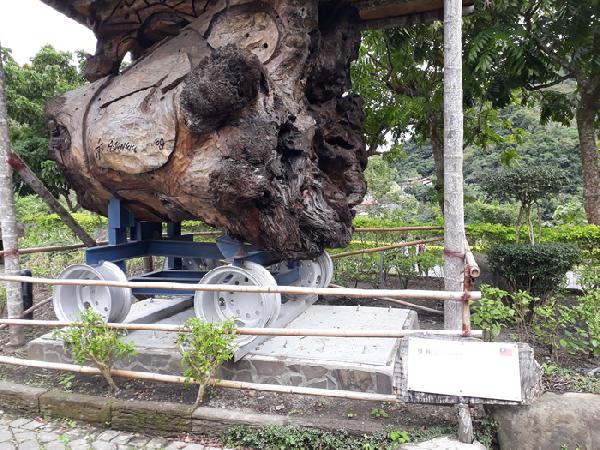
[406,338,522,402]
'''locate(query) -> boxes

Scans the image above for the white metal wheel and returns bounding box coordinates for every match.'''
[53,262,131,322]
[94,261,132,322]
[244,262,281,326]
[316,252,334,288]
[194,262,281,346]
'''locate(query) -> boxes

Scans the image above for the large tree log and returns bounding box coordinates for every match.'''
[46,1,367,259]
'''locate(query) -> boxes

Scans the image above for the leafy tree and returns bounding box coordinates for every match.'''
[55,309,137,392]
[481,165,567,243]
[2,45,86,207]
[470,0,600,224]
[177,317,236,405]
[351,21,523,211]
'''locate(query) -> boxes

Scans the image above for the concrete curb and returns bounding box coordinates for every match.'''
[0,381,387,437]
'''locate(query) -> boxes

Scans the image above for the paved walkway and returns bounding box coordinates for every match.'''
[0,412,231,450]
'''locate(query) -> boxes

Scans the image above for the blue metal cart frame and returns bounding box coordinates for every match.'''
[84,198,301,297]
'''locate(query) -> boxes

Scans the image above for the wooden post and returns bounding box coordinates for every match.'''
[7,152,96,248]
[457,403,474,443]
[443,0,466,330]
[0,42,24,346]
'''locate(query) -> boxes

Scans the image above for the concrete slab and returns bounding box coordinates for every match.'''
[28,300,418,394]
[221,306,419,394]
[251,305,413,365]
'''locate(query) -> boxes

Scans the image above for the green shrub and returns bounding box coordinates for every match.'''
[177,317,237,405]
[579,262,600,290]
[533,290,600,359]
[465,201,517,226]
[54,309,137,392]
[487,243,581,297]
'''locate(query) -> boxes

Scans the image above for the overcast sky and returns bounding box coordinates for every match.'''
[0,0,96,64]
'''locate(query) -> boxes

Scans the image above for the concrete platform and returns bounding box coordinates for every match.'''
[28,300,418,394]
[221,305,418,394]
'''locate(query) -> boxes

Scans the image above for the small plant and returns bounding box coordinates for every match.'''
[533,289,600,360]
[346,412,357,419]
[54,309,136,392]
[388,430,410,444]
[474,416,498,449]
[177,317,237,405]
[58,373,76,391]
[471,285,515,340]
[370,407,389,419]
[58,434,71,445]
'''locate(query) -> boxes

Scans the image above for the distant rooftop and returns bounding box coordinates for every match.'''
[41,0,474,33]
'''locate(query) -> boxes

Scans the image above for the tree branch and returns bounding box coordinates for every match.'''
[525,74,571,91]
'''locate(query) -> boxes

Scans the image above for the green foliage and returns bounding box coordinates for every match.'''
[471,286,516,340]
[481,166,568,206]
[54,309,136,392]
[370,407,390,419]
[3,45,86,202]
[465,201,518,226]
[552,202,588,226]
[177,317,237,404]
[579,262,600,290]
[533,290,600,359]
[473,417,498,450]
[482,165,568,243]
[223,425,442,450]
[488,243,581,297]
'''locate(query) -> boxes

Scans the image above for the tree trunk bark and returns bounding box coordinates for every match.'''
[0,43,24,346]
[430,116,445,213]
[45,1,367,260]
[7,152,96,247]
[575,93,600,225]
[443,0,466,331]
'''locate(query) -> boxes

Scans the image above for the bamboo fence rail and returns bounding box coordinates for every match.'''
[0,296,52,330]
[0,318,481,337]
[0,356,397,402]
[330,237,444,259]
[328,283,443,315]
[0,274,481,301]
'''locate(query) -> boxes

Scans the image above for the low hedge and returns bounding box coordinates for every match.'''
[487,243,582,297]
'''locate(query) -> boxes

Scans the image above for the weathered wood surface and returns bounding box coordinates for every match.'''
[45,1,367,259]
[41,1,474,81]
[393,335,543,405]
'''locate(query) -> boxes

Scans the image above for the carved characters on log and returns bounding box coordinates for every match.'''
[45,0,367,259]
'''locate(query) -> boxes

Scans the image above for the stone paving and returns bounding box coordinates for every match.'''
[0,412,231,450]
